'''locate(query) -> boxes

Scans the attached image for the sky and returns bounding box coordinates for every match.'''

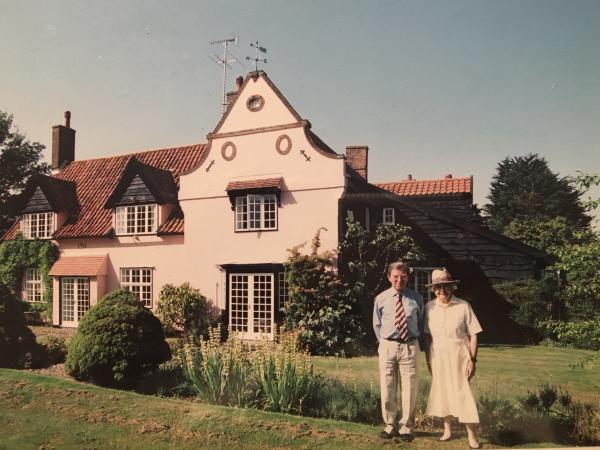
[1,0,599,216]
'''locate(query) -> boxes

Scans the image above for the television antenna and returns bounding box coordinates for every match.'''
[246,41,267,71]
[210,35,243,112]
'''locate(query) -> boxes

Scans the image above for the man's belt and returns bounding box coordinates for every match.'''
[383,337,417,343]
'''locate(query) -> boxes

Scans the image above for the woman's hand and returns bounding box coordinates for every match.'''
[426,358,432,375]
[466,359,476,380]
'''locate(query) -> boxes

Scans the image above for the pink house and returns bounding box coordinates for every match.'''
[3,71,547,342]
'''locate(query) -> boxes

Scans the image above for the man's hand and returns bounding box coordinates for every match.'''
[466,360,476,380]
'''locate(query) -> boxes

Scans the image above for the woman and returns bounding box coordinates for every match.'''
[424,268,482,449]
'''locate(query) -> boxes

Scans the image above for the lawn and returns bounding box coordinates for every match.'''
[312,345,600,404]
[0,369,575,449]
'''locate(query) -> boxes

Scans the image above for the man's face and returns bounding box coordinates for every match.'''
[388,269,408,292]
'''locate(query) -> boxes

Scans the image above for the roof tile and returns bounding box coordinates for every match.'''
[375,176,472,197]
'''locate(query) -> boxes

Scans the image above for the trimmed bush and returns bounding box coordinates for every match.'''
[65,289,171,389]
[156,283,219,340]
[0,282,46,368]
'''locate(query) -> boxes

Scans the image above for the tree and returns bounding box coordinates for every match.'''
[485,154,590,233]
[0,111,50,235]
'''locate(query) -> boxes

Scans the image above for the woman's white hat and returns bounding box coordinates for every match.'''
[426,268,460,287]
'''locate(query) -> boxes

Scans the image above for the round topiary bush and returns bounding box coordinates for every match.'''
[65,289,171,388]
[0,282,45,368]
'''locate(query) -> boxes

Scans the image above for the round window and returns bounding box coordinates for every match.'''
[221,141,237,161]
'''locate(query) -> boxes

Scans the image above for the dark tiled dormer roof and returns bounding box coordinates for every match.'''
[2,144,207,240]
[375,176,472,197]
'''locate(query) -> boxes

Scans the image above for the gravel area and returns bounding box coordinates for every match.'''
[30,363,71,379]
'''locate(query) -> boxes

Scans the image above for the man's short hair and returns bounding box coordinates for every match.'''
[387,261,410,276]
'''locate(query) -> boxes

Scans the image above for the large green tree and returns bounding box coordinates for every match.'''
[485,154,590,233]
[0,111,49,235]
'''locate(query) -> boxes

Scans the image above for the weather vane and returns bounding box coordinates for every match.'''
[246,41,267,71]
[210,35,243,112]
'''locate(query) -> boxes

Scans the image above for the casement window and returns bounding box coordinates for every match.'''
[383,208,395,225]
[23,268,43,302]
[120,267,153,307]
[21,212,55,239]
[115,204,157,235]
[410,267,435,302]
[235,194,277,231]
[278,272,289,311]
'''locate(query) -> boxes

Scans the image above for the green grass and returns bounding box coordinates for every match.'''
[312,345,600,404]
[0,369,570,449]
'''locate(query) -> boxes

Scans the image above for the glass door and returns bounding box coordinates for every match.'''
[61,277,90,327]
[229,273,274,340]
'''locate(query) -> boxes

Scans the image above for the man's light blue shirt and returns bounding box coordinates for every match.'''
[373,287,425,342]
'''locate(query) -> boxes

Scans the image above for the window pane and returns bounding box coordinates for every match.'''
[120,267,153,307]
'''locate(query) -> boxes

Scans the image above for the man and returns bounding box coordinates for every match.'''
[373,261,425,441]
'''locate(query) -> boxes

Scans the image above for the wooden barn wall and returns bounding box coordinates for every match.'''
[116,175,156,205]
[23,187,52,213]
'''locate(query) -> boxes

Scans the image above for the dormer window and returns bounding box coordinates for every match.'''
[235,194,277,231]
[21,212,55,239]
[115,204,157,235]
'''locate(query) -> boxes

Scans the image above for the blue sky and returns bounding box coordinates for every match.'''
[1,0,599,214]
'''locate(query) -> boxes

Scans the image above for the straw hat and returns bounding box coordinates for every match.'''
[426,268,460,287]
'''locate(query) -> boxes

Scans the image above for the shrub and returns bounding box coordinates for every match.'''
[537,315,600,350]
[253,331,316,414]
[284,230,364,356]
[181,325,253,407]
[44,336,67,365]
[65,289,171,389]
[156,283,219,341]
[493,278,556,329]
[0,282,46,368]
[478,385,600,446]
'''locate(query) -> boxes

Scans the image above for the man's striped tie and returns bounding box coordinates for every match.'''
[395,293,409,341]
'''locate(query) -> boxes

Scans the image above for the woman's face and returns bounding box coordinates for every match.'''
[433,284,454,302]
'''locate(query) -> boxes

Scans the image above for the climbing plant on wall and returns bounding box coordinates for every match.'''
[0,233,59,310]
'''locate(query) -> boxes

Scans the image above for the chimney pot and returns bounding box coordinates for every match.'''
[64,111,71,128]
[236,76,244,91]
[445,174,452,179]
[407,174,413,180]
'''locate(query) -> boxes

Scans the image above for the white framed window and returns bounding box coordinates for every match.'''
[61,277,90,326]
[120,267,153,307]
[229,273,274,339]
[21,212,55,239]
[235,194,277,231]
[410,267,435,302]
[115,204,157,235]
[23,268,43,302]
[383,208,395,224]
[278,272,289,311]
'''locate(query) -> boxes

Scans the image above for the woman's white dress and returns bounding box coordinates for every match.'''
[425,296,482,423]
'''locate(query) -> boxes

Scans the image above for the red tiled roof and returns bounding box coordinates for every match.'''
[226,177,284,192]
[48,255,108,276]
[157,207,184,235]
[0,144,207,240]
[375,176,472,197]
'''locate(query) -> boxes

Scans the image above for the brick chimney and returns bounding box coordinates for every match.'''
[345,146,369,180]
[52,111,75,170]
[225,76,245,109]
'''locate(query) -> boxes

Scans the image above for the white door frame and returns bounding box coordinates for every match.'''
[229,273,274,340]
[61,276,90,327]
